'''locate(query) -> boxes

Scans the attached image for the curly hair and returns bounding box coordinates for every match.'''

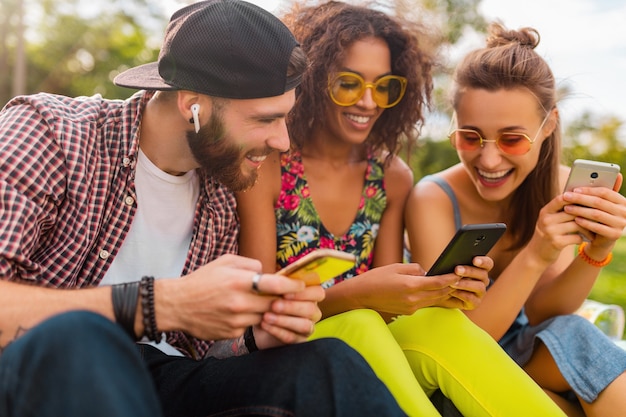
[451,22,561,250]
[281,1,436,160]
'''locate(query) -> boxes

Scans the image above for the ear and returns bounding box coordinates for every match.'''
[176,91,210,132]
[542,107,559,138]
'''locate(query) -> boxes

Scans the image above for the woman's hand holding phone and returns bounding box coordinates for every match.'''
[563,159,620,193]
[562,159,626,249]
[445,256,493,310]
[422,223,504,310]
[563,184,626,250]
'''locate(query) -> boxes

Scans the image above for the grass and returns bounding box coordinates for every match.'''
[588,236,626,339]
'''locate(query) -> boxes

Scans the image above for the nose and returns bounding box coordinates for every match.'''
[267,119,290,152]
[479,141,503,169]
[356,87,377,109]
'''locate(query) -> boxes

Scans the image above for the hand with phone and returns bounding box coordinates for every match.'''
[389,224,500,313]
[528,159,626,266]
[161,254,324,350]
[425,223,504,309]
[325,255,494,319]
[327,262,471,317]
[561,159,626,250]
[427,223,506,276]
[563,159,620,193]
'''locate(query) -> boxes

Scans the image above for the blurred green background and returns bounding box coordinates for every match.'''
[590,237,626,313]
[589,236,625,340]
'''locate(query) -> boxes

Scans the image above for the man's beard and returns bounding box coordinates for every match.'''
[186,110,258,192]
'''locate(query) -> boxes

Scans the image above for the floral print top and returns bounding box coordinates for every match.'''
[275,150,387,288]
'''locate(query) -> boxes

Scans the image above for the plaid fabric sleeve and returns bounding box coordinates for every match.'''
[0,101,67,282]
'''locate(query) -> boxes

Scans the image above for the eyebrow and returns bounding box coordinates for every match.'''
[250,111,288,121]
[460,124,530,133]
[337,67,393,78]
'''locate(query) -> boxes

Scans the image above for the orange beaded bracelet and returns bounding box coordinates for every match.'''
[577,242,613,267]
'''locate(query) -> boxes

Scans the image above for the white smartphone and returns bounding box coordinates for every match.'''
[276,249,356,286]
[564,159,620,192]
[426,223,507,276]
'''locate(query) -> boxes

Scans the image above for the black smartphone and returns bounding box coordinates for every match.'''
[564,159,620,192]
[426,223,507,276]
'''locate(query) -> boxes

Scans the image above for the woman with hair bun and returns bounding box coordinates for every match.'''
[407,22,626,416]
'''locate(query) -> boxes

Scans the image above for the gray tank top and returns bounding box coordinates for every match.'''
[418,175,462,230]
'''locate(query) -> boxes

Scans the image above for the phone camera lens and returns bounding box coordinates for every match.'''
[591,172,599,179]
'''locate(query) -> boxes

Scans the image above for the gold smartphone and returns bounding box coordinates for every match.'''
[277,249,356,286]
[564,159,620,192]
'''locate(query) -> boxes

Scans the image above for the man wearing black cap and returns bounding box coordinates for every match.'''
[0,1,407,416]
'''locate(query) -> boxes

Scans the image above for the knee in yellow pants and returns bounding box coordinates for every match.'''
[312,309,439,416]
[389,307,565,417]
[312,308,565,417]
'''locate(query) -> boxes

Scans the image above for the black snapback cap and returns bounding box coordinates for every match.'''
[114,0,301,99]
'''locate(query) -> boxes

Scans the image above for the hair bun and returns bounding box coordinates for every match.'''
[486,22,540,50]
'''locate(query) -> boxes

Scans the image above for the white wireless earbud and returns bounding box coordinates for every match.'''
[190,104,200,133]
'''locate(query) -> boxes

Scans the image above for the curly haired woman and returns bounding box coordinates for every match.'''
[237,3,565,416]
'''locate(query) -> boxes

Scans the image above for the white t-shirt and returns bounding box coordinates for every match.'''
[101,148,199,355]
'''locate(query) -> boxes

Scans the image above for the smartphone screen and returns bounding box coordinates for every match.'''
[277,249,356,286]
[426,223,506,276]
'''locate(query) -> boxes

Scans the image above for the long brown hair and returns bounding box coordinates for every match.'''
[451,22,561,250]
[282,1,437,161]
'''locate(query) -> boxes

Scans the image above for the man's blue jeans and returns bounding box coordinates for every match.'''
[1,311,405,417]
[142,337,406,416]
[0,311,162,417]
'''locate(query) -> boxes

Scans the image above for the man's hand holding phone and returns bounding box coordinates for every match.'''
[255,281,325,348]
[253,249,355,348]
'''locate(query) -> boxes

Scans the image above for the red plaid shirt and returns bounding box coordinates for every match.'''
[0,91,239,358]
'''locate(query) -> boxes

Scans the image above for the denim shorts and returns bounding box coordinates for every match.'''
[500,310,626,403]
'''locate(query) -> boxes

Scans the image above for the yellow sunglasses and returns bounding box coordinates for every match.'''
[328,72,407,109]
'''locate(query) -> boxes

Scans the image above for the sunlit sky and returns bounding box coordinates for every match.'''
[160,0,626,135]
[478,0,626,125]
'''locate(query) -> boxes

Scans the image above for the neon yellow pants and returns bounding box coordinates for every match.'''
[311,308,565,417]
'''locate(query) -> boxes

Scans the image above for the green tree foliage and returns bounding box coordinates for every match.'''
[561,113,626,197]
[1,0,24,101]
[562,112,625,165]
[401,136,459,180]
[2,0,625,177]
[1,0,165,105]
[419,0,487,44]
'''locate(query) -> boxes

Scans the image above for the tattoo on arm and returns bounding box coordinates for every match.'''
[205,336,248,359]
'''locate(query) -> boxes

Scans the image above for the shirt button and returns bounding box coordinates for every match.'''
[124,195,135,206]
[122,157,131,167]
[99,250,110,260]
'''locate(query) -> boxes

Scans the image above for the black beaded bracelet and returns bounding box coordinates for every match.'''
[111,281,140,340]
[140,276,159,342]
[244,326,258,352]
